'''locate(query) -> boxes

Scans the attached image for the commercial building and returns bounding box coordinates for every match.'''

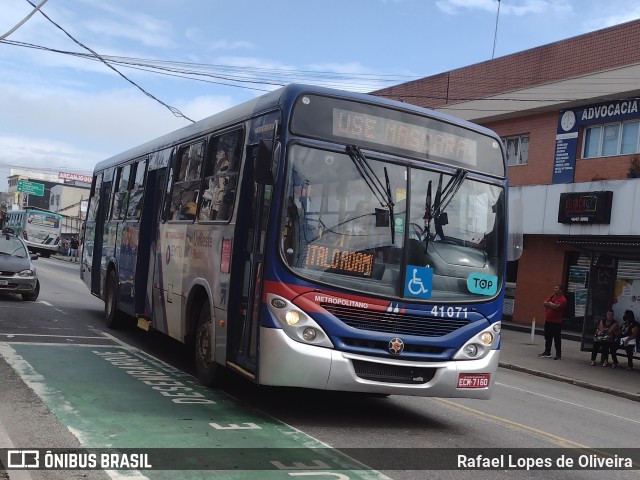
[4,169,90,237]
[374,19,640,341]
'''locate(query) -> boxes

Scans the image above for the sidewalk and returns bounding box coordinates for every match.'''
[500,323,640,402]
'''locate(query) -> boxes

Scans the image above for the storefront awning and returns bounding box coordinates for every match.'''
[556,236,640,258]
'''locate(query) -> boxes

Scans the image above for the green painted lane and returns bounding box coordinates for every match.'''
[0,343,389,480]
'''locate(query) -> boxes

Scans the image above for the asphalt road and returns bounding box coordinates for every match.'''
[1,258,639,479]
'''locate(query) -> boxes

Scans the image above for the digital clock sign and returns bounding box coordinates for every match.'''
[332,108,478,167]
[302,243,374,277]
[557,191,613,224]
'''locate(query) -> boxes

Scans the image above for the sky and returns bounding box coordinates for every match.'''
[1,0,640,191]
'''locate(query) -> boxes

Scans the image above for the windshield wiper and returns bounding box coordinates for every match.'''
[424,168,468,247]
[383,166,395,245]
[436,168,468,215]
[346,145,395,243]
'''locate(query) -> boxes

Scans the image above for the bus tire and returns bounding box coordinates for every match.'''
[104,270,123,329]
[22,280,40,301]
[195,300,222,386]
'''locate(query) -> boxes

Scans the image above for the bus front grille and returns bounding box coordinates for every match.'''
[352,359,436,384]
[321,303,469,337]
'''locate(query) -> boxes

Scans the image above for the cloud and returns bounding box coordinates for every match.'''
[0,79,235,188]
[82,4,176,49]
[207,39,253,51]
[582,7,640,30]
[0,133,100,175]
[436,0,572,16]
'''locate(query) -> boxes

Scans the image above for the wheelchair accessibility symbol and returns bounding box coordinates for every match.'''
[404,265,433,299]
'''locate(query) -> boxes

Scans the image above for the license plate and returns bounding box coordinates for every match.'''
[457,373,490,388]
[0,280,8,286]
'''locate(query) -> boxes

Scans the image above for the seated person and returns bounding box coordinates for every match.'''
[590,309,618,366]
[610,310,639,370]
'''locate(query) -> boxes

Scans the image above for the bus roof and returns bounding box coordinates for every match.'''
[93,84,502,174]
[13,206,62,217]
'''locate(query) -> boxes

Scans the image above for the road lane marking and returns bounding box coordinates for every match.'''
[496,381,640,425]
[95,329,135,348]
[1,333,107,339]
[432,397,640,469]
[433,398,590,448]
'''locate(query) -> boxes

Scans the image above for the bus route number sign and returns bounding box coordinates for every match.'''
[302,244,374,277]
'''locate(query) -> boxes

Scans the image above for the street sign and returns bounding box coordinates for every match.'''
[17,179,45,196]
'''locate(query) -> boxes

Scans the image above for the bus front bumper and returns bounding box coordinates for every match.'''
[258,327,499,399]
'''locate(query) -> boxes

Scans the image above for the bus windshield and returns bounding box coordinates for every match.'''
[281,143,504,301]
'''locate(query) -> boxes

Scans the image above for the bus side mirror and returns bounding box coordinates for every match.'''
[254,140,278,185]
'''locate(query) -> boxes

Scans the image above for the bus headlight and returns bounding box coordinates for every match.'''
[463,344,478,357]
[453,322,500,360]
[302,328,317,341]
[479,332,494,345]
[285,310,300,325]
[266,293,333,348]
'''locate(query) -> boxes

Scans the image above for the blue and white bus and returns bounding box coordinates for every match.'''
[5,207,62,258]
[81,84,515,399]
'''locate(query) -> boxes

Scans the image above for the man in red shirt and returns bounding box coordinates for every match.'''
[539,285,567,360]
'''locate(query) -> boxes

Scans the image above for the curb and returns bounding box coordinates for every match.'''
[499,362,640,403]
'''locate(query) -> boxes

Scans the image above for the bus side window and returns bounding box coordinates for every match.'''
[88,174,101,222]
[169,140,205,221]
[126,158,148,220]
[114,164,131,220]
[199,129,243,222]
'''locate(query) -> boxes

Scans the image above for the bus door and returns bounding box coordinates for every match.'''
[227,142,275,375]
[91,173,113,296]
[136,166,165,316]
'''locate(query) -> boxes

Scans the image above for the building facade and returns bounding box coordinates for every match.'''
[4,169,90,238]
[374,19,640,342]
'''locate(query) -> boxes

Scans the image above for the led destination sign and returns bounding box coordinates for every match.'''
[291,93,506,177]
[302,244,374,277]
[333,109,477,167]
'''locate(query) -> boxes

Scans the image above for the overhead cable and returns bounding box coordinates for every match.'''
[24,0,195,123]
[0,0,48,41]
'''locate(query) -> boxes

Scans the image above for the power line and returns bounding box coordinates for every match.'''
[0,38,421,92]
[7,37,639,98]
[492,0,501,59]
[25,0,195,123]
[0,0,48,40]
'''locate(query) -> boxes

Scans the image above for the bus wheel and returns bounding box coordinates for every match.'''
[104,270,122,329]
[195,300,222,386]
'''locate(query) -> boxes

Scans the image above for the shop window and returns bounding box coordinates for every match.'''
[502,134,529,166]
[583,120,640,158]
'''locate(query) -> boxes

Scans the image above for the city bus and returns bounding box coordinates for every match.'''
[5,207,62,257]
[81,84,515,399]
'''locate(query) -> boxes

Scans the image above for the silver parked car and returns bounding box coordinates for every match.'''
[0,227,40,301]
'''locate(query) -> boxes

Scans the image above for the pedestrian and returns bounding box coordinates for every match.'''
[590,309,618,366]
[539,284,567,360]
[69,236,79,262]
[610,310,639,370]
